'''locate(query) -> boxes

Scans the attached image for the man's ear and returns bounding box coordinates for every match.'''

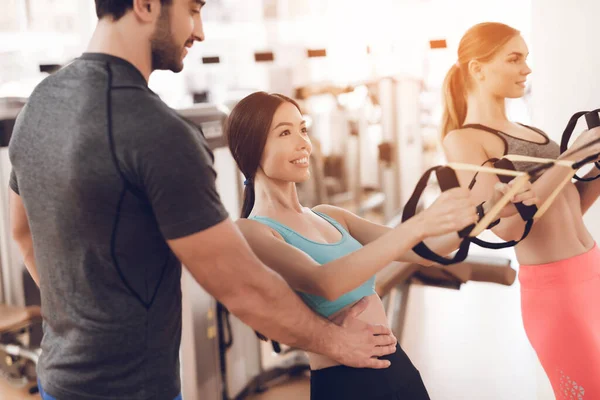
[131,0,161,23]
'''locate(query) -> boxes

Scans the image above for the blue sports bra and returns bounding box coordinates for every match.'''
[249,210,376,317]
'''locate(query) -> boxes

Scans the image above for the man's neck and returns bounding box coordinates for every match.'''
[86,18,153,82]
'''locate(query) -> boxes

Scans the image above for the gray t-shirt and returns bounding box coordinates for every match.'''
[8,53,228,400]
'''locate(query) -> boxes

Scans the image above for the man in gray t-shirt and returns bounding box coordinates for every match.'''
[8,1,396,399]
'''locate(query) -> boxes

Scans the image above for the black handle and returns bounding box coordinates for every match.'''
[436,166,474,238]
[436,166,460,191]
[585,111,600,129]
[585,112,600,170]
[493,158,538,221]
[402,166,471,265]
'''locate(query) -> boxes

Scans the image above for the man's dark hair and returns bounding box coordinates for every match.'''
[95,0,173,21]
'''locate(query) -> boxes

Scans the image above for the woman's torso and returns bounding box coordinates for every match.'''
[462,122,594,265]
[249,208,389,370]
[309,293,388,369]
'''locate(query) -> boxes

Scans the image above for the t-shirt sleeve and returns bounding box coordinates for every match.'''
[9,169,19,195]
[132,118,229,240]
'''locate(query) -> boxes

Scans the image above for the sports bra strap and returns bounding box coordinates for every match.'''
[248,216,292,241]
[311,210,346,233]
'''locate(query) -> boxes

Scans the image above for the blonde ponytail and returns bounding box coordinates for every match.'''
[441,64,468,138]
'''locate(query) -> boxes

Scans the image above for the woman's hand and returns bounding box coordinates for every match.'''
[486,180,538,218]
[495,179,538,206]
[562,127,600,162]
[417,188,478,237]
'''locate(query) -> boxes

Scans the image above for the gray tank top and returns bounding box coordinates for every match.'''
[462,123,561,174]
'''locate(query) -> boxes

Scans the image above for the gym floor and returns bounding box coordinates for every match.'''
[0,377,311,400]
[246,376,310,400]
[0,379,39,400]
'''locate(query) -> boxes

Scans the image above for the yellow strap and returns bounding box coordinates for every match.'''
[450,155,578,224]
[534,170,577,220]
[503,154,574,168]
[446,163,530,237]
[473,174,531,236]
[447,162,526,178]
[502,155,576,220]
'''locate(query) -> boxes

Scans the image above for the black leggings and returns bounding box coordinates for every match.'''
[310,344,430,400]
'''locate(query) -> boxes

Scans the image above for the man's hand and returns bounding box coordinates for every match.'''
[327,297,397,369]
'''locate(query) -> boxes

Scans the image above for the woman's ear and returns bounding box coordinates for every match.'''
[468,60,484,81]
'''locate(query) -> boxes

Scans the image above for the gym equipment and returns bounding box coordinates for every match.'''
[401,163,544,265]
[0,304,41,390]
[0,97,42,395]
[178,103,253,400]
[560,108,600,181]
[376,254,516,342]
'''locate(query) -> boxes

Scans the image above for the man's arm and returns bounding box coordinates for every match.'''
[167,218,395,369]
[10,190,40,287]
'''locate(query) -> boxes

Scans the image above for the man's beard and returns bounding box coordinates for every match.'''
[149,6,183,72]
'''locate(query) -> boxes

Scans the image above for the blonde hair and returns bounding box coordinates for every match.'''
[440,22,520,138]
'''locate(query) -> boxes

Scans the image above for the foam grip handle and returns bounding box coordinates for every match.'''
[493,158,537,220]
[585,111,600,129]
[436,167,474,238]
[436,166,460,191]
[584,111,600,172]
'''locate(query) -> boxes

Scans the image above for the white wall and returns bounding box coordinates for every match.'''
[530,3,600,397]
[401,245,549,400]
[531,0,600,240]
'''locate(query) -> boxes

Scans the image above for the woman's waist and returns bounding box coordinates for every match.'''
[516,234,594,265]
[308,294,388,370]
[309,343,421,399]
[518,239,600,289]
[516,195,592,263]
[516,231,594,266]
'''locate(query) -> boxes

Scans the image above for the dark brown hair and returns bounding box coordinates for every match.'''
[95,0,172,21]
[225,92,302,343]
[226,91,301,219]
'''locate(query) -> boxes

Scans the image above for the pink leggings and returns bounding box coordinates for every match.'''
[520,244,600,400]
